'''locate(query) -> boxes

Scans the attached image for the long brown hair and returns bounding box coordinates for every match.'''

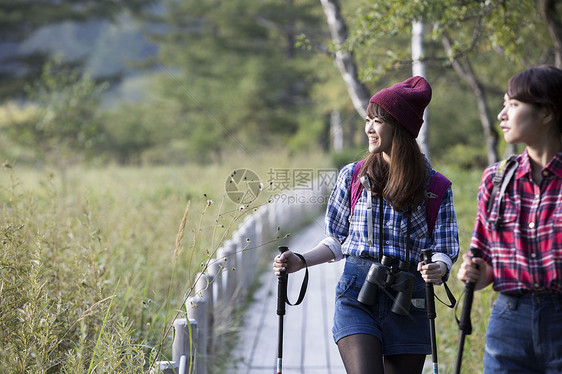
[360,102,427,212]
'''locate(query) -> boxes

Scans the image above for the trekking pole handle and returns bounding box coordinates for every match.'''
[421,249,433,264]
[421,249,436,319]
[277,246,289,316]
[458,248,482,333]
[422,249,439,373]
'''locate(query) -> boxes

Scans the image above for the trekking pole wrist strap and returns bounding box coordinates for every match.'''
[285,253,308,306]
[440,279,456,308]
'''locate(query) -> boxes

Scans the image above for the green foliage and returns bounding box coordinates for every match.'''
[101,102,158,165]
[330,147,366,170]
[140,0,328,159]
[0,103,39,163]
[5,59,108,168]
[349,0,550,75]
[428,76,493,162]
[0,0,560,170]
[436,143,489,171]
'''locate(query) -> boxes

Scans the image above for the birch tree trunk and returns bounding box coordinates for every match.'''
[330,110,344,152]
[412,20,430,158]
[319,0,371,119]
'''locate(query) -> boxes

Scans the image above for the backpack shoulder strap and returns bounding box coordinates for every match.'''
[486,155,519,224]
[425,171,457,309]
[350,159,366,215]
[486,158,509,215]
[426,172,452,235]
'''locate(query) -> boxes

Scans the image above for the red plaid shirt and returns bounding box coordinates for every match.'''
[471,149,562,294]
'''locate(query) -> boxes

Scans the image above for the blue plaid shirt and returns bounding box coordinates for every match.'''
[323,160,459,267]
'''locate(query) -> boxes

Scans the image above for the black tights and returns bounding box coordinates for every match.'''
[337,333,426,374]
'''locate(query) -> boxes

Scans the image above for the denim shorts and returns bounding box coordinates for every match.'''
[332,256,431,355]
[484,292,562,373]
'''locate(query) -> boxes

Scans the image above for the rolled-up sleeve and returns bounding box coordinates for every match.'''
[323,163,355,262]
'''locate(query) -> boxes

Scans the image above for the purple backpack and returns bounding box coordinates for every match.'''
[349,159,451,235]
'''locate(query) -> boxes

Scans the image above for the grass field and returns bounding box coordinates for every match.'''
[0,151,495,373]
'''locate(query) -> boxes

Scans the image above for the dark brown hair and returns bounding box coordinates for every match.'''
[507,65,562,131]
[360,102,426,212]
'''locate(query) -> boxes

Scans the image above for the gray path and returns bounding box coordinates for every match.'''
[228,216,346,374]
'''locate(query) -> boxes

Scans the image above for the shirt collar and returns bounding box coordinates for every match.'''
[546,150,562,179]
[516,148,562,180]
[515,150,530,180]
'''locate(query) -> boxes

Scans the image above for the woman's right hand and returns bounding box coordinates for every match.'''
[273,250,305,276]
[456,253,492,290]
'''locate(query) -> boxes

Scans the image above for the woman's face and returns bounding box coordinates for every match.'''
[497,94,546,145]
[365,115,394,159]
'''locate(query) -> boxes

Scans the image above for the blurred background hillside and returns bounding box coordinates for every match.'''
[3,0,557,171]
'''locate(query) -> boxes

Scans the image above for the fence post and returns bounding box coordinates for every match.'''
[152,361,178,374]
[172,318,198,373]
[254,206,267,250]
[207,260,223,359]
[226,239,240,304]
[195,272,215,364]
[208,256,224,305]
[268,201,279,237]
[243,216,258,281]
[187,296,208,374]
[233,230,251,292]
[231,232,247,294]
[215,243,237,339]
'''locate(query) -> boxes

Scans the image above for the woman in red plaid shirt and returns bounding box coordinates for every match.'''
[457,65,562,373]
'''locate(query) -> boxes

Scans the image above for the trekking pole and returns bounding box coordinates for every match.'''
[276,246,289,374]
[454,248,482,374]
[421,249,439,374]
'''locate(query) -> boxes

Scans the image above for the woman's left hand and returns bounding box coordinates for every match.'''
[417,261,446,284]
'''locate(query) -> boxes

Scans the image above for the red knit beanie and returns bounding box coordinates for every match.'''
[369,76,432,138]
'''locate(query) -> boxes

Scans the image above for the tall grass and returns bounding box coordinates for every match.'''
[0,149,331,373]
[1,170,146,373]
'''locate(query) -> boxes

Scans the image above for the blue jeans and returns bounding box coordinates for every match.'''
[332,256,430,355]
[485,293,562,373]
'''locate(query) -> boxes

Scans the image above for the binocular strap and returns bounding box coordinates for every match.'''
[365,195,412,264]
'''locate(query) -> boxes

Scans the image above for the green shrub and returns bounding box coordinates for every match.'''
[330,147,366,170]
[436,143,489,170]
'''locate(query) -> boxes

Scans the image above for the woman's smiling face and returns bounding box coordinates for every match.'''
[365,115,394,159]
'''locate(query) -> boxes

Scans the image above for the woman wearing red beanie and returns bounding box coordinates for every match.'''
[274,76,459,373]
[457,65,562,373]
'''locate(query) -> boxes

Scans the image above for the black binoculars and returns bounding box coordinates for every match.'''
[357,255,415,315]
